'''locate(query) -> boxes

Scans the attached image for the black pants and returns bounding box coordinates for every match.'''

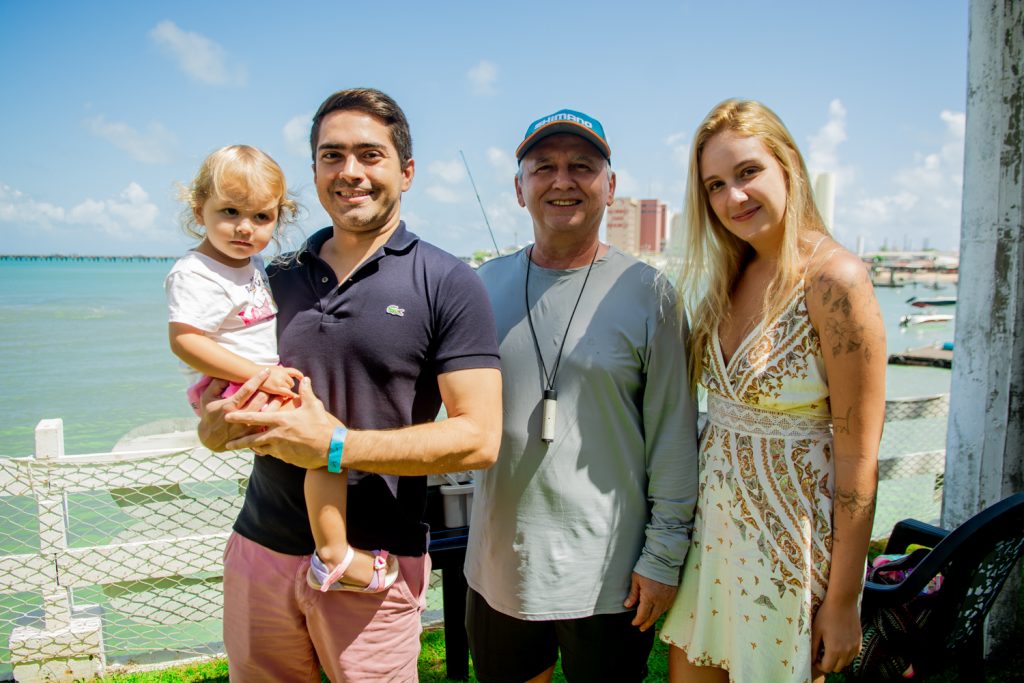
[466,587,655,683]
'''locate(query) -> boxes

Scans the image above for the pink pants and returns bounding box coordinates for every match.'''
[186,375,242,416]
[222,532,430,682]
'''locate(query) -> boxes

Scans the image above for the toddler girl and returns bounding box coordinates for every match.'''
[164,144,398,593]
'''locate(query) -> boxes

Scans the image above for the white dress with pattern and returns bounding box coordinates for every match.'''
[660,284,834,683]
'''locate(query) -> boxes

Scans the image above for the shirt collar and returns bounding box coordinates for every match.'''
[382,221,418,254]
[305,220,419,259]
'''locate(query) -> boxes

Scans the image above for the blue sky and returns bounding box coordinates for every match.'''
[0,1,968,257]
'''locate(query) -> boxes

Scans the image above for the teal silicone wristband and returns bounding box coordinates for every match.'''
[327,426,347,473]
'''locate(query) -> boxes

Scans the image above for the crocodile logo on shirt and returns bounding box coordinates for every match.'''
[386,304,405,317]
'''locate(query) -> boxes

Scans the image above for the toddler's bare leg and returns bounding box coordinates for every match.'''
[304,468,376,587]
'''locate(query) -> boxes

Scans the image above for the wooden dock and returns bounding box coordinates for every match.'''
[888,344,953,368]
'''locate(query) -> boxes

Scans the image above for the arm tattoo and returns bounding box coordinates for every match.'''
[818,273,872,361]
[834,487,876,518]
[825,319,866,359]
[821,281,852,318]
[833,406,852,434]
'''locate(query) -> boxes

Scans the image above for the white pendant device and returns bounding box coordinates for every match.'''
[541,389,557,443]
[524,243,599,445]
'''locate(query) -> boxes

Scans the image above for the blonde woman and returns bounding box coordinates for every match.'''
[660,100,885,683]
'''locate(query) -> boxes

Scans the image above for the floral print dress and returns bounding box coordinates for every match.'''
[660,283,834,683]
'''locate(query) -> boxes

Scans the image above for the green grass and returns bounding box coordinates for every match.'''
[93,659,228,683]
[418,628,466,682]
[77,597,1024,683]
[90,623,670,683]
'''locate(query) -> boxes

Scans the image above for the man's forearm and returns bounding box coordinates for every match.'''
[343,412,500,476]
[227,367,503,475]
[343,367,501,475]
[268,410,500,476]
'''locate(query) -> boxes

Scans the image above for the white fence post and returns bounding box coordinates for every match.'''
[34,418,70,630]
[9,419,105,683]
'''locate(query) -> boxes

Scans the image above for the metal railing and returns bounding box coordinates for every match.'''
[0,396,950,681]
[874,394,948,538]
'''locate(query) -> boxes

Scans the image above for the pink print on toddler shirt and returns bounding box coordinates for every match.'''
[238,270,276,326]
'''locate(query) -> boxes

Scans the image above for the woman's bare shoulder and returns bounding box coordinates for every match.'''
[805,238,884,361]
[805,241,872,299]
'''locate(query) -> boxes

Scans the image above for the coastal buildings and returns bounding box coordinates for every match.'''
[861,250,960,287]
[606,197,669,255]
[606,198,640,254]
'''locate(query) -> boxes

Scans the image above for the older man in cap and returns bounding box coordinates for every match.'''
[464,110,699,682]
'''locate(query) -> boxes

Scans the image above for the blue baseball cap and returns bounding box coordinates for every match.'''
[515,109,611,162]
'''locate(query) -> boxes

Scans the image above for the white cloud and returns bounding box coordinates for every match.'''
[485,190,532,246]
[424,157,468,204]
[467,60,498,95]
[613,168,641,197]
[808,99,847,167]
[0,182,160,240]
[486,147,517,177]
[661,132,691,199]
[70,183,160,238]
[941,110,966,139]
[807,99,854,189]
[429,159,466,184]
[425,185,463,203]
[939,110,966,187]
[841,109,965,251]
[894,153,946,189]
[849,192,919,224]
[283,114,312,158]
[85,115,176,164]
[149,20,246,86]
[402,210,427,229]
[665,132,691,168]
[0,183,66,227]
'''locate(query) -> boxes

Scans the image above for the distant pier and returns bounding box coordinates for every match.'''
[862,250,959,288]
[0,254,176,263]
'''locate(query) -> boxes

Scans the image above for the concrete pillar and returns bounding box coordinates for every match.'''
[944,0,1024,651]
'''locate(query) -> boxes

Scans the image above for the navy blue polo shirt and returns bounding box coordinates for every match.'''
[232,223,500,557]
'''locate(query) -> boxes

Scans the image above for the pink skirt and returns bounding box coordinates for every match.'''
[186,375,242,416]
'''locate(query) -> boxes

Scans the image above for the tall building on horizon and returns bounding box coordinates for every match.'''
[607,197,669,255]
[606,198,641,254]
[638,199,668,253]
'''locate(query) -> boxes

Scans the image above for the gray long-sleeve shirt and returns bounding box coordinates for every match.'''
[464,247,700,620]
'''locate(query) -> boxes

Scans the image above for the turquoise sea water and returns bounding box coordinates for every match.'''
[0,260,957,457]
[0,259,956,674]
[1,260,193,456]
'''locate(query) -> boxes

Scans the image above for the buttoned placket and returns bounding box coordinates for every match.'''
[311,249,388,329]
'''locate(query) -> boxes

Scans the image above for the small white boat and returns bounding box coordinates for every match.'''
[900,313,954,327]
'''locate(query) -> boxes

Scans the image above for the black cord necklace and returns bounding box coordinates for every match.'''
[524,241,600,443]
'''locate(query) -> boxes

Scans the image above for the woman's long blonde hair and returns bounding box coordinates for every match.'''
[678,99,828,394]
